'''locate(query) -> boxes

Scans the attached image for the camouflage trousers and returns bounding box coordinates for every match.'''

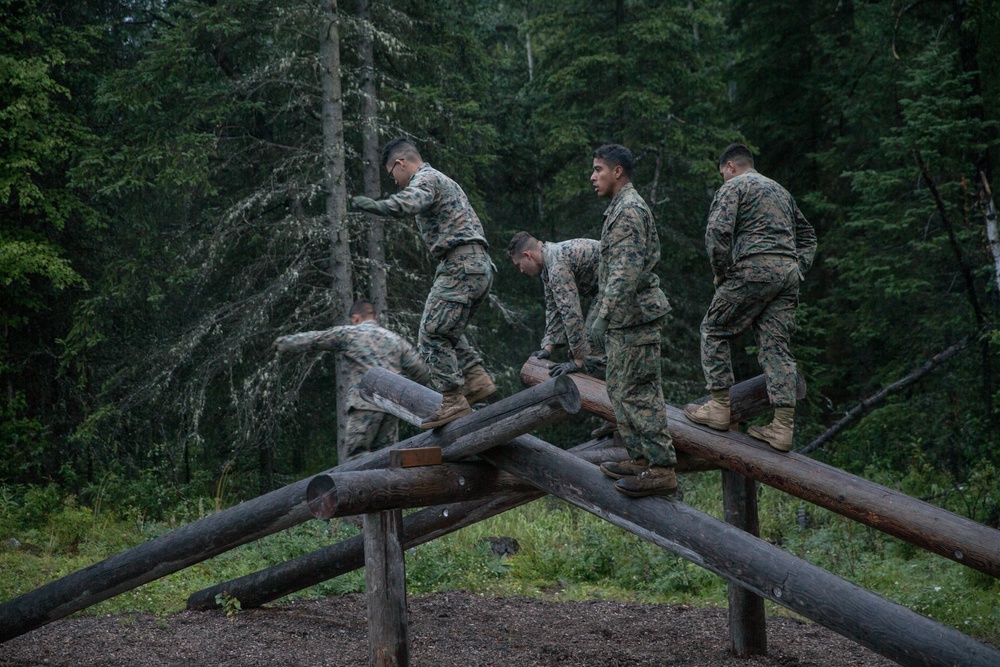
[700,256,800,407]
[344,408,399,462]
[419,246,493,391]
[605,317,675,468]
[581,304,608,380]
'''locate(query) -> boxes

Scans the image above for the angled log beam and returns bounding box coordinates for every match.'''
[184,374,782,611]
[520,360,1000,581]
[0,378,578,644]
[479,436,1000,667]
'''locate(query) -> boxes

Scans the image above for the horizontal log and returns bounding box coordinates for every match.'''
[480,436,1000,667]
[186,491,545,610]
[520,360,1000,581]
[306,462,534,519]
[185,381,780,611]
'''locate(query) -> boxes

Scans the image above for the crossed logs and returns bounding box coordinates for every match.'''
[1,362,999,667]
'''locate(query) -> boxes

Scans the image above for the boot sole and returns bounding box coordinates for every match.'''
[599,463,645,480]
[421,407,473,430]
[682,406,730,431]
[746,426,792,452]
[613,482,678,498]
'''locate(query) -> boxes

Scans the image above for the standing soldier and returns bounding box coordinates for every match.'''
[351,137,497,429]
[274,300,430,461]
[683,143,817,451]
[587,144,678,497]
[507,232,606,379]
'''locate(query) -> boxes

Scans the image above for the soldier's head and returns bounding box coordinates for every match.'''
[349,299,377,325]
[718,143,754,182]
[381,137,423,188]
[507,231,545,277]
[591,144,633,198]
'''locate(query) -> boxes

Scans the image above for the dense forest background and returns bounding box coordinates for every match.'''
[3,0,999,522]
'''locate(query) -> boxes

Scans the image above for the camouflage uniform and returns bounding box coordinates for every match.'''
[597,183,675,467]
[540,238,606,377]
[275,320,430,461]
[369,163,493,392]
[701,169,817,407]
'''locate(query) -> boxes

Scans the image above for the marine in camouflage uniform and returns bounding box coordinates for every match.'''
[351,138,496,428]
[588,144,676,497]
[684,143,817,451]
[507,233,605,378]
[274,302,430,461]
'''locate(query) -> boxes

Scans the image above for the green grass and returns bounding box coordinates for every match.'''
[1,472,998,644]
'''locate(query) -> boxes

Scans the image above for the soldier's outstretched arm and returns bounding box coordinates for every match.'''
[273,327,350,354]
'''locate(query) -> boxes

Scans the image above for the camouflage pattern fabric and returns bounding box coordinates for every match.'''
[274,320,429,410]
[371,163,489,260]
[345,408,398,461]
[701,257,800,407]
[596,183,672,328]
[539,238,605,374]
[705,169,817,282]
[419,246,493,391]
[701,169,817,408]
[597,183,674,467]
[605,319,676,467]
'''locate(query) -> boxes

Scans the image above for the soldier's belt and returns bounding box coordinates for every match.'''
[445,243,487,259]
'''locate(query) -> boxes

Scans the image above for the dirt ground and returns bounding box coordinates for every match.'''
[0,591,899,667]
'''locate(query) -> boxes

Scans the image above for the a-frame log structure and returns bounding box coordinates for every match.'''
[2,362,999,667]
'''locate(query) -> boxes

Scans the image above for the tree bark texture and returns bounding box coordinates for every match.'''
[358,0,387,313]
[319,0,354,459]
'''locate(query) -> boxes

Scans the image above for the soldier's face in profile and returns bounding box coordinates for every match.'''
[591,158,617,198]
[512,253,543,277]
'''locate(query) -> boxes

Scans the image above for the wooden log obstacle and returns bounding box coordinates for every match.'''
[2,363,998,667]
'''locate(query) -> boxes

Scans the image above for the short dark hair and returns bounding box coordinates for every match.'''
[718,143,754,168]
[507,231,540,258]
[380,137,421,167]
[593,144,634,179]
[349,299,376,319]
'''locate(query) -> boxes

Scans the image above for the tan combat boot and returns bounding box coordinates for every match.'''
[614,466,678,497]
[462,364,497,404]
[421,390,473,429]
[683,389,731,431]
[599,458,649,480]
[747,407,795,452]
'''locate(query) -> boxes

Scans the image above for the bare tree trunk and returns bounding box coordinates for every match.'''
[982,172,1000,297]
[358,0,387,314]
[320,0,354,460]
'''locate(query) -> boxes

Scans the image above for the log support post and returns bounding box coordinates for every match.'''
[722,468,766,657]
[364,450,412,667]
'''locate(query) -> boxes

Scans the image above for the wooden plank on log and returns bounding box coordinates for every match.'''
[389,447,442,468]
[479,436,1000,667]
[183,383,782,611]
[364,509,409,667]
[520,359,1000,581]
[0,378,578,644]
